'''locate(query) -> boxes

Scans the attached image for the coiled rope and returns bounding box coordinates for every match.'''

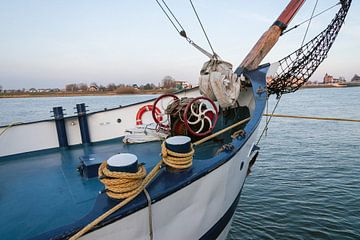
[98,162,147,199]
[69,161,163,240]
[161,142,194,169]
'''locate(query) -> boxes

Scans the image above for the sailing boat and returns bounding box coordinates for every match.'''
[0,1,352,239]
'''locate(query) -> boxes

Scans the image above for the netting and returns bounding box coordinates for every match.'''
[267,0,352,96]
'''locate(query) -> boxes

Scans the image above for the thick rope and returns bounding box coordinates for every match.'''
[98,162,147,199]
[69,161,163,240]
[263,114,360,123]
[161,142,194,169]
[194,117,251,146]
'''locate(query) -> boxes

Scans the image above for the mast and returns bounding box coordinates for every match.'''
[240,0,305,71]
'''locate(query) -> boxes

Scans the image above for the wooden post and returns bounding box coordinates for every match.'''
[240,0,305,71]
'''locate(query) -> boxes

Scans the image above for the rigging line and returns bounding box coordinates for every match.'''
[155,0,181,34]
[265,94,269,137]
[189,0,217,57]
[300,0,319,49]
[154,0,214,58]
[256,95,282,145]
[282,2,340,35]
[161,0,186,33]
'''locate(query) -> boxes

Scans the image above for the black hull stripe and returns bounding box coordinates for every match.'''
[199,186,243,240]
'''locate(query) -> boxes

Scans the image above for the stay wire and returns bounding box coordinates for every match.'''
[282,2,340,35]
[160,0,186,33]
[256,95,282,145]
[154,0,215,58]
[189,0,217,57]
[300,0,319,49]
[155,0,182,34]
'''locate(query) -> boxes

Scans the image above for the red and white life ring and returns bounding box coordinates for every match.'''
[136,105,162,125]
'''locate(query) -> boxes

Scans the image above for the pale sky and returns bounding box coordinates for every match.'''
[0,0,359,89]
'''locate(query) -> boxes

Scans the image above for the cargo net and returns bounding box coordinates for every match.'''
[267,0,352,96]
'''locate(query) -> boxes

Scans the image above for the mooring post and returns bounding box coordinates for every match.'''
[75,103,91,144]
[51,106,69,148]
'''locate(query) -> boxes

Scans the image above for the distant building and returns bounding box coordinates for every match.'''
[38,88,52,92]
[323,73,334,84]
[323,73,346,84]
[88,84,98,91]
[29,88,38,93]
[333,76,346,83]
[351,74,360,83]
[175,81,192,89]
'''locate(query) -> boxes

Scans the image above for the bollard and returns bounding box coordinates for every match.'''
[75,103,91,144]
[51,106,68,148]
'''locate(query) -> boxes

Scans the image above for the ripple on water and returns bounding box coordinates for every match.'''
[228,88,360,239]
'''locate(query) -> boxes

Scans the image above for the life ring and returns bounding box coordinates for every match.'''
[136,105,162,125]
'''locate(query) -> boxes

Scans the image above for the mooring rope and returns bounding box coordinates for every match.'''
[69,161,163,240]
[263,114,360,123]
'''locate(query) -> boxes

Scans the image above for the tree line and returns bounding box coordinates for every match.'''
[0,76,183,93]
[64,76,178,92]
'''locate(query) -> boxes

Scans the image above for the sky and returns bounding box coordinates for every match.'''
[0,0,359,89]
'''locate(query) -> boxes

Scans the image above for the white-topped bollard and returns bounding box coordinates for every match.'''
[165,136,192,153]
[107,153,138,173]
[163,136,194,172]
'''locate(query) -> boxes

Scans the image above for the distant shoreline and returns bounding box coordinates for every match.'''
[0,89,172,99]
[302,82,360,89]
[1,83,359,99]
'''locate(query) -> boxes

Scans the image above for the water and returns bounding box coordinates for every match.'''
[229,87,360,239]
[0,94,158,126]
[1,88,359,239]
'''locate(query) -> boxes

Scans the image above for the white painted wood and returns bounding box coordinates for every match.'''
[0,121,59,157]
[0,89,200,157]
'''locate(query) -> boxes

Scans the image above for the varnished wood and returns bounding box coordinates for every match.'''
[240,25,282,71]
[278,0,305,25]
[240,0,306,71]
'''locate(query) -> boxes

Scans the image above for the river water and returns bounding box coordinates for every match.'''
[0,87,359,239]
